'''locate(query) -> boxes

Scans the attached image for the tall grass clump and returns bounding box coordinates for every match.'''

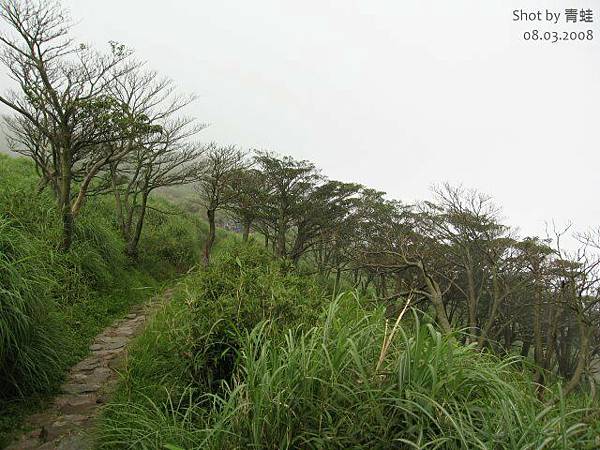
[202,297,593,449]
[0,157,66,399]
[0,218,62,398]
[179,241,322,390]
[100,293,597,449]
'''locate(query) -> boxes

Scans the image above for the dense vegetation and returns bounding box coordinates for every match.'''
[1,0,599,448]
[0,154,204,445]
[98,243,600,449]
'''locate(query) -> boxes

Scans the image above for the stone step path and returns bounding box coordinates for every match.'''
[7,289,173,450]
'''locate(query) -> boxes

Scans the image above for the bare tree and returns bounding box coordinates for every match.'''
[0,0,139,250]
[106,68,205,258]
[419,184,508,342]
[549,228,600,396]
[195,144,248,266]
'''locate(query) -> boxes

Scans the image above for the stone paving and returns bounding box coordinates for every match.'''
[7,290,171,449]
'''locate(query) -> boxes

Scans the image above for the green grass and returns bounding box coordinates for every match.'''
[100,295,600,449]
[183,242,323,391]
[99,242,322,405]
[0,154,206,446]
[5,154,598,449]
[96,243,600,450]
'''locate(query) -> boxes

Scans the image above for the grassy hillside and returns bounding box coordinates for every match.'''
[3,154,599,449]
[0,154,206,445]
[97,242,600,449]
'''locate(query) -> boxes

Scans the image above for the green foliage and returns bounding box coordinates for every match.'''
[5,153,597,449]
[99,294,599,449]
[200,299,593,449]
[108,293,197,406]
[138,199,205,276]
[184,241,322,390]
[0,154,204,445]
[0,217,63,399]
[0,156,68,400]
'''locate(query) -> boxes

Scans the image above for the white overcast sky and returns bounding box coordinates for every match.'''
[1,0,598,241]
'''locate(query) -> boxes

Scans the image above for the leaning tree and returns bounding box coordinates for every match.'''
[252,152,321,259]
[223,167,265,242]
[0,0,141,250]
[106,67,204,258]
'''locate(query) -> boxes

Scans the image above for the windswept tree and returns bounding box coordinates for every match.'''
[418,184,511,343]
[314,188,386,289]
[0,0,140,250]
[542,230,600,395]
[358,204,455,335]
[106,68,204,258]
[224,168,265,242]
[288,179,360,264]
[195,144,248,266]
[253,152,321,258]
[349,185,512,337]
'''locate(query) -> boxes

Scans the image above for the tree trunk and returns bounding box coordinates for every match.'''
[503,325,513,352]
[60,202,74,252]
[276,225,286,258]
[126,191,149,260]
[465,266,479,341]
[532,274,546,385]
[429,286,452,335]
[416,261,452,335]
[317,243,324,275]
[477,273,503,349]
[242,221,251,242]
[290,231,309,265]
[36,176,50,194]
[58,151,73,252]
[203,208,216,267]
[110,164,127,239]
[334,268,342,296]
[563,314,590,396]
[557,325,578,378]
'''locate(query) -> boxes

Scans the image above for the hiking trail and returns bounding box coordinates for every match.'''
[7,288,173,450]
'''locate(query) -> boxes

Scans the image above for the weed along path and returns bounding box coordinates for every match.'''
[7,289,174,450]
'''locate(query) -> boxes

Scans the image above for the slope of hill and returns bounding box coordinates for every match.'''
[0,154,205,446]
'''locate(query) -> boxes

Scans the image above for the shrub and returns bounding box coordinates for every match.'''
[184,241,322,390]
[99,294,598,449]
[138,199,205,276]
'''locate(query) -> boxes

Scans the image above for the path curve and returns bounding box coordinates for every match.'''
[7,289,173,450]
